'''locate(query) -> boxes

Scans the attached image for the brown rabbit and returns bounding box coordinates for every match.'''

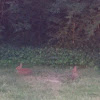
[71,66,78,80]
[16,63,32,75]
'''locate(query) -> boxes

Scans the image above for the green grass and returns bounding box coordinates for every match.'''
[0,44,100,99]
[0,66,100,100]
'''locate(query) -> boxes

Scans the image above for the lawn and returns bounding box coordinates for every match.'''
[0,44,100,100]
[0,66,100,100]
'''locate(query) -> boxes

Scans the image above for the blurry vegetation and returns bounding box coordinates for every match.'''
[0,0,100,67]
[0,0,100,49]
[0,44,99,68]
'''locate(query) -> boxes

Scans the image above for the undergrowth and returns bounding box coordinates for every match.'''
[0,44,99,68]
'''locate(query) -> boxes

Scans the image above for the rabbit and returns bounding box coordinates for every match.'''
[71,66,79,80]
[16,63,32,75]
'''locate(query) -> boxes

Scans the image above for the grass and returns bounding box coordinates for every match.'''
[0,44,100,99]
[0,66,100,100]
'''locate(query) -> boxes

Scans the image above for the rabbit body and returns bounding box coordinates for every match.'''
[71,66,78,80]
[16,63,32,75]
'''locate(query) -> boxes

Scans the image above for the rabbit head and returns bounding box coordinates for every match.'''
[16,63,22,70]
[72,66,77,73]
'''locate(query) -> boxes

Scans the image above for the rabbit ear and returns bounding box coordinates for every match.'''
[19,63,23,68]
[16,63,22,70]
[72,66,77,72]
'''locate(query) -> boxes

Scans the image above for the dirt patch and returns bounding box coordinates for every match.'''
[21,74,62,97]
[17,70,63,95]
[22,74,62,88]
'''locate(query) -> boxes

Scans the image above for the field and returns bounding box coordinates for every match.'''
[0,44,100,100]
[0,66,100,100]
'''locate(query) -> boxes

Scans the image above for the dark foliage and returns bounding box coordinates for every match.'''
[0,0,100,51]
